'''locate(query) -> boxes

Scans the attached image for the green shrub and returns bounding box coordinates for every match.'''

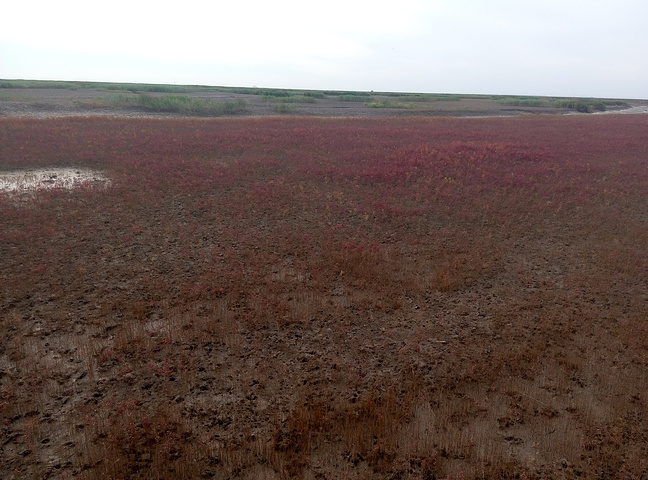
[259,90,293,97]
[553,98,606,113]
[137,94,194,112]
[497,97,545,107]
[267,96,316,104]
[602,100,629,107]
[137,95,247,115]
[0,79,83,89]
[79,93,139,109]
[221,100,249,114]
[274,103,297,113]
[423,94,465,102]
[365,100,416,109]
[116,84,193,94]
[382,94,442,103]
[339,94,374,102]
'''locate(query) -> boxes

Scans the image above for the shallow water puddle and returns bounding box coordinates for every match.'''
[0,167,110,193]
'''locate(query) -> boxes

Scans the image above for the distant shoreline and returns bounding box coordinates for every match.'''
[2,81,645,119]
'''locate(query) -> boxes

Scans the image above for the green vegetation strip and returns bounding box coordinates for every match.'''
[81,93,248,115]
[0,79,631,113]
[136,95,247,114]
[365,100,417,109]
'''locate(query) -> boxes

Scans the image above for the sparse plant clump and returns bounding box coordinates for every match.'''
[365,100,417,109]
[303,91,325,99]
[273,102,297,113]
[497,96,546,107]
[136,94,247,115]
[271,95,317,104]
[554,98,630,112]
[553,98,607,112]
[79,93,249,115]
[339,94,374,102]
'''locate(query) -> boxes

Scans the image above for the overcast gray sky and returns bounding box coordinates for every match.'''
[2,0,647,98]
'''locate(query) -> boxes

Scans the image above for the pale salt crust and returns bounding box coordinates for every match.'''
[593,105,648,115]
[0,167,110,193]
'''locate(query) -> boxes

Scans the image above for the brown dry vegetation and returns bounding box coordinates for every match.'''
[1,114,647,479]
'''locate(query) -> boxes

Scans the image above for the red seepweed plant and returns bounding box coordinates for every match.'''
[1,115,647,478]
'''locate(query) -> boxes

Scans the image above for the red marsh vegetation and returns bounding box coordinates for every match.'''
[1,115,647,479]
